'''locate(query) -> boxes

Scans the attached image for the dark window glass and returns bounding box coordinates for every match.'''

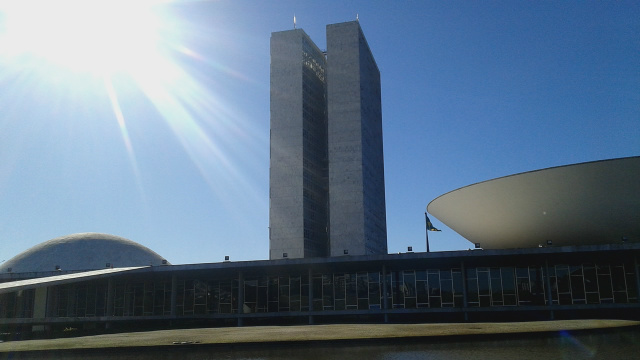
[612,266,627,292]
[598,266,613,301]
[467,277,479,304]
[584,265,598,293]
[501,268,516,295]
[417,280,429,304]
[346,274,357,306]
[403,271,416,298]
[477,270,490,296]
[428,272,440,297]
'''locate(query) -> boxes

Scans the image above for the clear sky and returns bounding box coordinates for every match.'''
[0,1,638,265]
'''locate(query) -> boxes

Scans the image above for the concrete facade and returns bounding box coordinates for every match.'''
[327,21,387,256]
[269,21,387,260]
[428,156,640,249]
[269,29,329,259]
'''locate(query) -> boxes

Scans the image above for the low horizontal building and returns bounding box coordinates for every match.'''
[2,243,640,334]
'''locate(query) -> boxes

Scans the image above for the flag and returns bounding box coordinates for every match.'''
[425,213,441,232]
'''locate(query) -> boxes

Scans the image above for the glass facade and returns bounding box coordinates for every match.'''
[391,269,464,309]
[0,289,34,319]
[2,256,640,322]
[549,263,638,305]
[113,281,171,317]
[52,283,108,317]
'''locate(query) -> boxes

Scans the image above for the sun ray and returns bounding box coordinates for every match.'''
[0,0,267,216]
[103,76,147,202]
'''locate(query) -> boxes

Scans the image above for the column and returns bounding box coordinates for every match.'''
[106,279,114,329]
[170,275,177,317]
[308,267,314,325]
[634,255,640,302]
[32,287,48,332]
[382,264,388,323]
[461,261,469,322]
[544,259,554,320]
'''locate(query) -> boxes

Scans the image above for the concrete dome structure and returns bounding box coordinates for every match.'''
[0,233,169,273]
[428,157,640,249]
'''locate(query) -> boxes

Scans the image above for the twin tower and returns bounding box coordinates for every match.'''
[269,21,387,259]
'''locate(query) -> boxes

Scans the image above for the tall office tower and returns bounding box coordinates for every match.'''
[269,29,329,259]
[326,21,387,256]
[269,21,387,259]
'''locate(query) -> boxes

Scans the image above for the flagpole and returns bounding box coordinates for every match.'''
[425,212,430,253]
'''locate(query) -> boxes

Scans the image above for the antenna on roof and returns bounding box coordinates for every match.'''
[293,14,296,29]
[356,13,359,21]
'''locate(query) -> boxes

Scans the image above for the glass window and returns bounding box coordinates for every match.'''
[343,273,356,308]
[555,266,570,294]
[257,278,268,313]
[428,270,441,308]
[501,268,516,295]
[323,274,333,310]
[612,266,628,303]
[368,272,381,307]
[313,275,323,311]
[570,269,586,304]
[477,269,490,297]
[301,275,310,312]
[441,274,453,306]
[208,283,220,314]
[219,282,233,313]
[530,267,546,305]
[490,269,503,306]
[403,271,416,299]
[391,271,404,308]
[279,276,290,311]
[584,264,598,293]
[334,274,346,301]
[467,277,479,305]
[612,266,627,292]
[598,265,614,302]
[417,279,429,305]
[626,270,638,302]
[357,273,369,300]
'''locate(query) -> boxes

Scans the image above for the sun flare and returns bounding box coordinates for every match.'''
[0,0,165,75]
[0,0,262,211]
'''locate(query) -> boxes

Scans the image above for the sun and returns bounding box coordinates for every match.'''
[0,0,166,75]
[0,0,261,210]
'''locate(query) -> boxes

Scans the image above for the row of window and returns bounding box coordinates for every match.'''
[2,262,638,319]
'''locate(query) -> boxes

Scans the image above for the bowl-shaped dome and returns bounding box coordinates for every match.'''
[1,233,169,273]
[428,157,640,249]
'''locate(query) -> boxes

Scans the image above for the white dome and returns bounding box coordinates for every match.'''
[1,233,169,273]
[428,157,640,249]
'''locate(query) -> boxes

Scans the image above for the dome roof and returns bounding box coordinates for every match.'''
[1,233,169,273]
[428,157,640,249]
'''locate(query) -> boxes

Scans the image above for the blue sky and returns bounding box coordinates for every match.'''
[1,1,638,265]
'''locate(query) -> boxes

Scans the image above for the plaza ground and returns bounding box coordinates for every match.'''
[1,319,638,353]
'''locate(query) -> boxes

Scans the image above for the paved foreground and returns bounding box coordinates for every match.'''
[1,319,638,353]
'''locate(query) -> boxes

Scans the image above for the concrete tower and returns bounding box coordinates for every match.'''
[326,21,387,256]
[269,29,329,260]
[269,21,387,259]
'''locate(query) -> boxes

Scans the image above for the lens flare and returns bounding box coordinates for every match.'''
[0,0,265,212]
[557,330,597,357]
